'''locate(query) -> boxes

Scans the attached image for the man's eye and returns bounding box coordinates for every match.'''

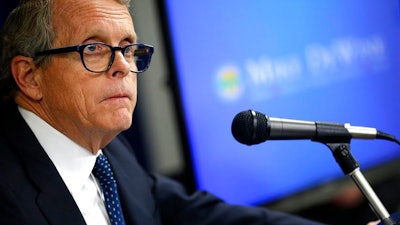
[87,45,97,51]
[124,46,134,56]
[84,43,108,55]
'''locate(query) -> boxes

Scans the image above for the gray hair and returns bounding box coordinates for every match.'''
[0,0,131,103]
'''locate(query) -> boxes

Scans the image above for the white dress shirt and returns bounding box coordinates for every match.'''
[19,107,111,225]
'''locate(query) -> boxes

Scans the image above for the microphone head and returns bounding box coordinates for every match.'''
[231,110,269,145]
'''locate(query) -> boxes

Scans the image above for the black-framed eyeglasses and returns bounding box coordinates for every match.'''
[35,42,154,73]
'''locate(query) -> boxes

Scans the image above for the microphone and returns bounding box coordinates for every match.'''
[231,110,400,145]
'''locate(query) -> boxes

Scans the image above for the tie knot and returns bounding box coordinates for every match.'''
[93,154,116,186]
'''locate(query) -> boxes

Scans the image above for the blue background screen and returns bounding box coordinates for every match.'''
[163,0,400,206]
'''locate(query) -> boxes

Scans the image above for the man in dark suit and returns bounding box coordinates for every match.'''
[0,0,326,224]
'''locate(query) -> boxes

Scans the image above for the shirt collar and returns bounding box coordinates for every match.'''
[18,106,98,193]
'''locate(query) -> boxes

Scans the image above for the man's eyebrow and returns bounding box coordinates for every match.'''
[81,28,137,43]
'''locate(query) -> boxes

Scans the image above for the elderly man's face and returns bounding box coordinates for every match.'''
[37,0,137,146]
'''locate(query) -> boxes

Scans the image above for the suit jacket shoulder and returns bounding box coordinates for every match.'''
[0,103,86,225]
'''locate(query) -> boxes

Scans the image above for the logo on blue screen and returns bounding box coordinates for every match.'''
[214,65,244,101]
[213,36,387,103]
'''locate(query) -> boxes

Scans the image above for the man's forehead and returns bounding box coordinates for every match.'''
[51,0,131,24]
[51,0,135,42]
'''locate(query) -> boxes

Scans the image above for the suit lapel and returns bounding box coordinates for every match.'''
[104,138,161,225]
[2,104,86,225]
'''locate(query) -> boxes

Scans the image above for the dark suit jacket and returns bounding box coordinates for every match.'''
[0,103,326,225]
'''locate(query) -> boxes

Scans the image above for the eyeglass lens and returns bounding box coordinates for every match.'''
[82,43,151,73]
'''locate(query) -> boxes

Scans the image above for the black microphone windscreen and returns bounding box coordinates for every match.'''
[231,110,269,145]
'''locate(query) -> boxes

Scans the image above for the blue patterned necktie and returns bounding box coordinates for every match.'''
[92,153,126,225]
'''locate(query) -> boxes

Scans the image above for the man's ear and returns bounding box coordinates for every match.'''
[11,56,43,101]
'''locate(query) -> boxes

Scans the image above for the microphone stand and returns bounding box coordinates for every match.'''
[318,141,400,225]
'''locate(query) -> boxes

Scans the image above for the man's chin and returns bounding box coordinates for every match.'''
[103,112,133,131]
